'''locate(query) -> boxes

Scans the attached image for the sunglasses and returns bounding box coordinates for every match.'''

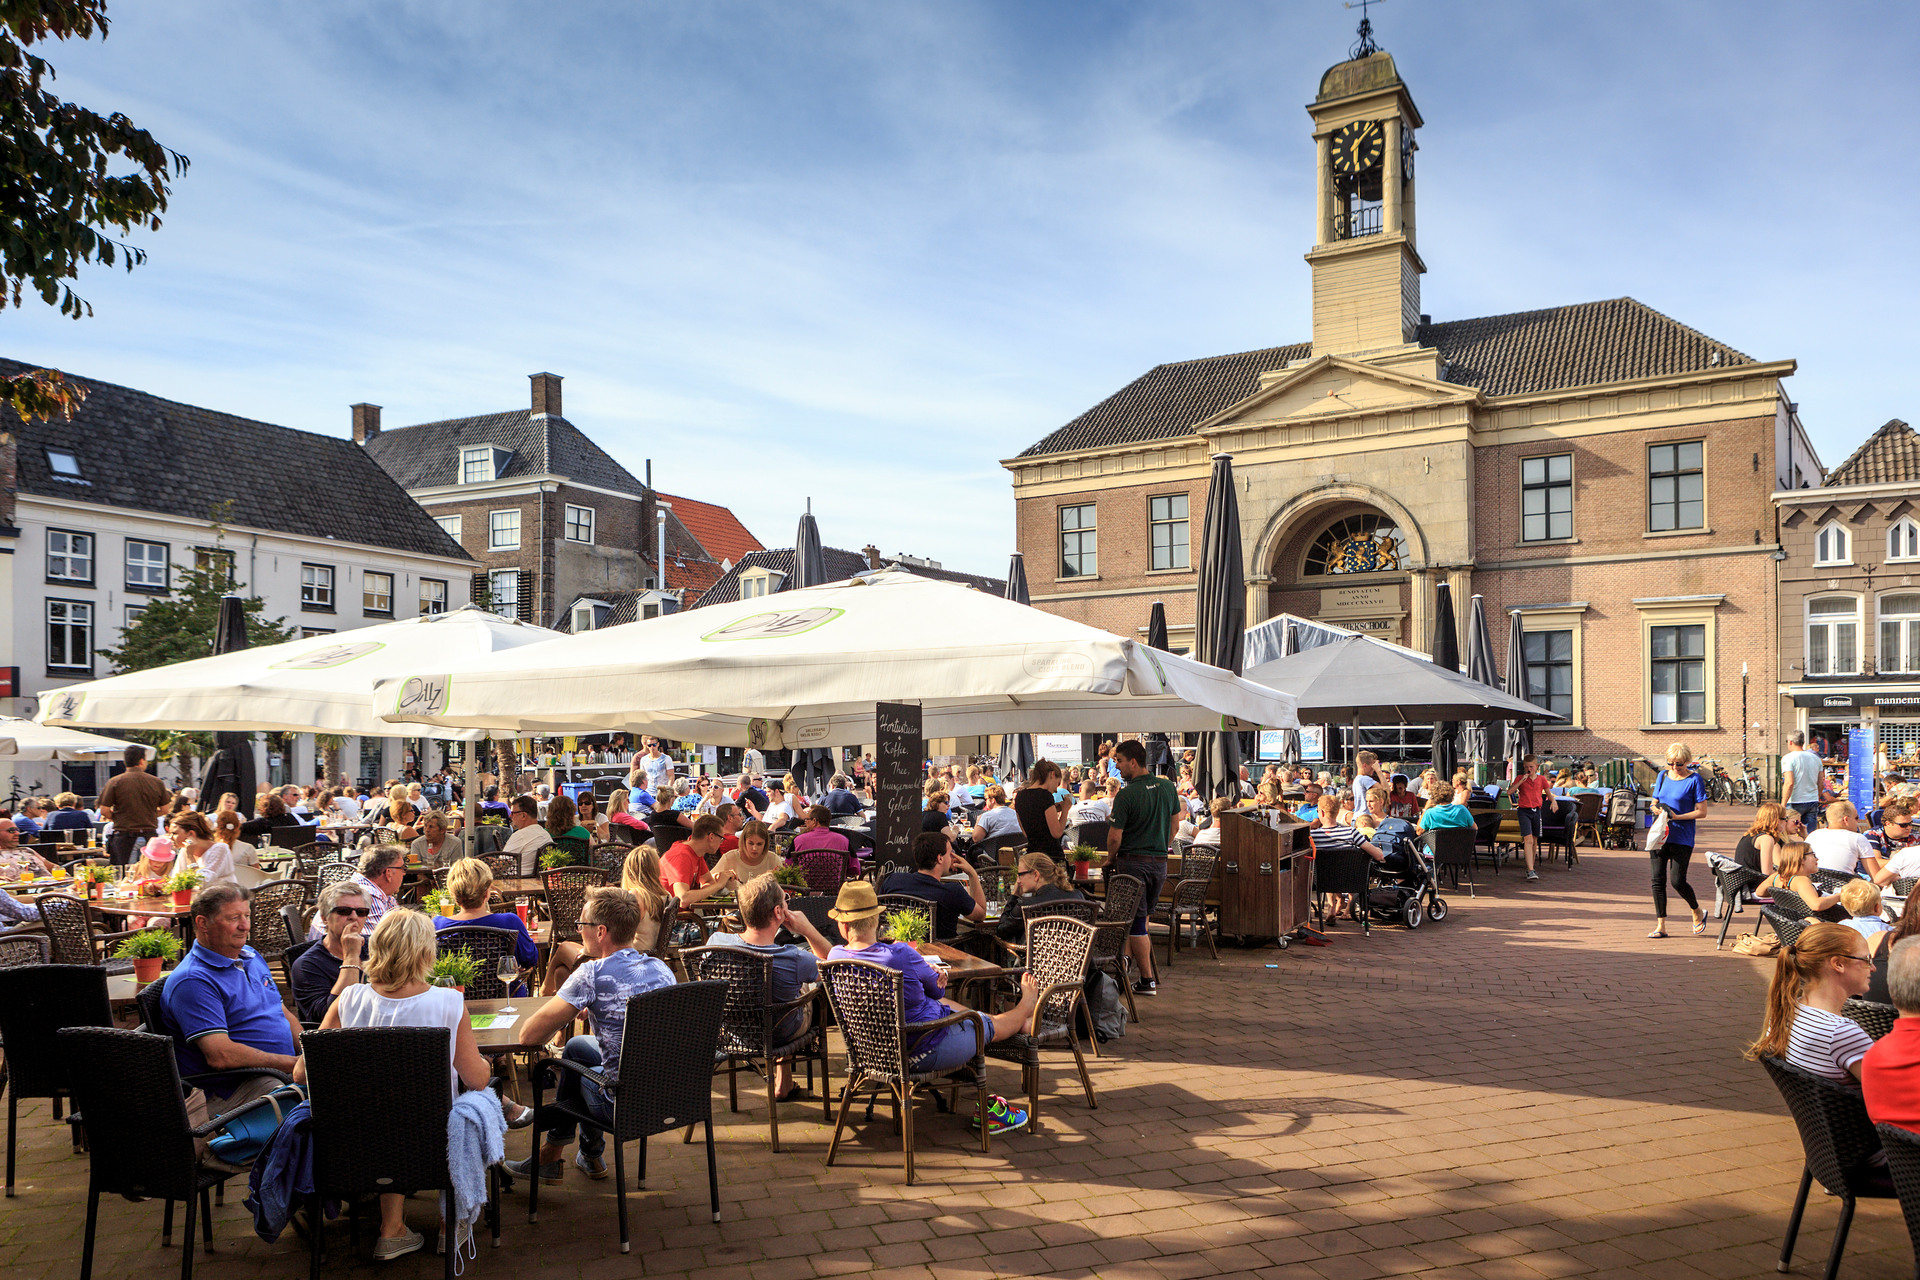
[330,906,370,918]
[578,917,604,929]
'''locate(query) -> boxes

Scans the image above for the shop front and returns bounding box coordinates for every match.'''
[1789,685,1920,802]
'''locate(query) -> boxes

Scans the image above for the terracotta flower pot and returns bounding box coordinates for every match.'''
[1074,860,1091,879]
[131,956,163,984]
[172,889,193,907]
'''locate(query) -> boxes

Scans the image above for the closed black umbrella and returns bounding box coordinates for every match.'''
[1504,608,1533,779]
[1462,594,1500,777]
[1280,619,1303,765]
[788,507,831,793]
[997,553,1036,781]
[1144,601,1173,776]
[1192,453,1245,800]
[197,594,256,811]
[1428,581,1459,782]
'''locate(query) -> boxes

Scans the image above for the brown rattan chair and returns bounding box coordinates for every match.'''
[797,849,852,897]
[878,894,940,942]
[540,866,611,946]
[983,915,1097,1134]
[484,854,520,883]
[433,925,521,1000]
[1151,847,1219,965]
[247,878,310,980]
[35,895,139,974]
[682,947,831,1151]
[1091,872,1145,1023]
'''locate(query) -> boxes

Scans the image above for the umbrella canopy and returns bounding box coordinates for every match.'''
[1428,581,1460,780]
[792,508,829,590]
[199,594,257,809]
[1240,635,1560,725]
[0,717,125,760]
[1504,608,1534,778]
[1461,594,1501,771]
[1192,453,1246,800]
[1005,553,1031,607]
[36,606,560,738]
[1142,601,1174,774]
[371,568,1299,745]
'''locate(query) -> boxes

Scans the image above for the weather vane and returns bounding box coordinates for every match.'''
[1344,0,1384,58]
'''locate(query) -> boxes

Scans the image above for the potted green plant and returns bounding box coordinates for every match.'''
[114,929,183,985]
[881,907,930,945]
[539,847,581,871]
[429,947,478,995]
[1069,843,1104,880]
[773,863,808,894]
[164,867,204,907]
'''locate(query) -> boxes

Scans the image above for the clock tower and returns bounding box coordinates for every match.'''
[1306,47,1427,364]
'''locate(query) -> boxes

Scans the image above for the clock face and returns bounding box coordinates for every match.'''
[1401,127,1415,180]
[1330,119,1385,175]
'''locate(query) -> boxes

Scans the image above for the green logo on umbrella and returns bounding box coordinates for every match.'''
[701,608,844,642]
[270,641,386,670]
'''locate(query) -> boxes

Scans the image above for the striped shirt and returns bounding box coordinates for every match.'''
[1785,1004,1873,1081]
[1309,824,1367,852]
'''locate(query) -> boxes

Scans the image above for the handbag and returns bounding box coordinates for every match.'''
[196,1083,306,1166]
[1646,807,1670,852]
[1731,931,1781,957]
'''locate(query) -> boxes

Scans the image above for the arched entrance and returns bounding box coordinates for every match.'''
[1256,489,1429,648]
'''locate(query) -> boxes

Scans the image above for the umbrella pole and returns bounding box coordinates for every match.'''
[463,751,479,848]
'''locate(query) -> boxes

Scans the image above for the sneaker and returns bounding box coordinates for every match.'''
[1132,977,1158,997]
[969,1095,1031,1135]
[503,1156,563,1185]
[372,1228,425,1262]
[575,1150,609,1181]
[1525,870,1540,881]
[503,1101,535,1130]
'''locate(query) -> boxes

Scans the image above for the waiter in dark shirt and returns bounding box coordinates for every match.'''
[1013,760,1069,857]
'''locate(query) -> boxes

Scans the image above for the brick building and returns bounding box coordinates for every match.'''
[1003,45,1818,765]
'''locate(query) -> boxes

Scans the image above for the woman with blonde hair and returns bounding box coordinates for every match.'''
[295,909,491,1260]
[1744,920,1875,1081]
[388,799,422,843]
[1735,803,1790,878]
[540,845,670,999]
[992,850,1087,942]
[434,857,538,984]
[1646,741,1710,939]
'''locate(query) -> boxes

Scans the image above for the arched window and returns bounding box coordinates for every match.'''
[1815,521,1851,566]
[1303,514,1404,576]
[1807,595,1861,676]
[1891,519,1920,562]
[1882,593,1920,674]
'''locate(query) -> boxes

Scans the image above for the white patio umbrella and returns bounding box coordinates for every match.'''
[370,568,1300,745]
[0,716,135,760]
[36,606,562,832]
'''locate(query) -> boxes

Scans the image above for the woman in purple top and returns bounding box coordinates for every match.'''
[825,882,1038,1075]
[434,857,538,990]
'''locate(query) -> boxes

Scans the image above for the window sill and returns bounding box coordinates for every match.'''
[1533,723,1587,732]
[1644,527,1712,540]
[363,610,394,619]
[1144,566,1193,576]
[123,583,170,596]
[45,579,95,589]
[1813,562,1854,570]
[46,667,93,678]
[489,546,521,554]
[1639,723,1721,732]
[301,604,337,614]
[1053,574,1102,585]
[1516,538,1580,548]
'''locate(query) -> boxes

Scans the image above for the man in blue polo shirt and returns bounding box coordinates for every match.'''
[163,883,302,1118]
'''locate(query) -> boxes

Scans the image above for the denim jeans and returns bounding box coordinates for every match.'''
[1790,801,1821,830]
[541,1035,615,1158]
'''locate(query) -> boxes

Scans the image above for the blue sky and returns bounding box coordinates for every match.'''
[8,1,1918,573]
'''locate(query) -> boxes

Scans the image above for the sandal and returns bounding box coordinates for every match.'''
[1692,914,1708,936]
[1647,929,1667,938]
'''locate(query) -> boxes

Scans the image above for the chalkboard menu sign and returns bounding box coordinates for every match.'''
[874,701,923,871]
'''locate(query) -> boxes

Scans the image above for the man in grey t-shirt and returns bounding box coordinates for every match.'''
[1781,733,1824,830]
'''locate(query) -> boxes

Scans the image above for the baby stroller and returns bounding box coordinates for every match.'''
[1601,785,1639,849]
[1363,817,1448,928]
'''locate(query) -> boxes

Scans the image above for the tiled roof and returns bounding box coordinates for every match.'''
[1017,297,1757,458]
[1825,420,1920,487]
[554,590,658,633]
[364,409,648,497]
[691,547,1006,609]
[3,357,471,561]
[657,492,763,566]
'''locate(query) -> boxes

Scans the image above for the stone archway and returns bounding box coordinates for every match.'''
[1248,483,1439,649]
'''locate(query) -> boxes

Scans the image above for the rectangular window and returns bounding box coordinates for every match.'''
[362,571,393,615]
[47,599,92,671]
[1650,623,1707,723]
[1149,495,1189,570]
[488,569,518,619]
[641,602,661,620]
[46,529,93,583]
[1059,504,1097,578]
[565,504,595,544]
[300,627,334,639]
[1521,454,1573,541]
[435,515,463,540]
[125,604,147,631]
[1522,630,1574,720]
[125,539,168,592]
[1648,441,1705,531]
[460,448,494,484]
[46,448,84,480]
[195,547,236,587]
[1807,597,1861,676]
[489,509,520,550]
[301,563,335,611]
[419,578,447,615]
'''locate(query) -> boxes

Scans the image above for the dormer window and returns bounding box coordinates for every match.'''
[46,449,85,481]
[1815,520,1851,566]
[570,600,609,632]
[459,445,510,484]
[739,569,784,600]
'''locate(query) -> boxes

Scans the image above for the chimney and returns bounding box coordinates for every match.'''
[351,403,381,446]
[529,372,562,418]
[861,544,882,570]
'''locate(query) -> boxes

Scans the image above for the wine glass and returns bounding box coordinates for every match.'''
[496,955,520,1013]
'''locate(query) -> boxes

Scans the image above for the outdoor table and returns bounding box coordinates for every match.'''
[913,940,1006,1006]
[493,877,546,898]
[92,895,194,920]
[462,998,543,1058]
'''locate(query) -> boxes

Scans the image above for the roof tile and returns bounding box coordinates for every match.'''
[1826,420,1920,487]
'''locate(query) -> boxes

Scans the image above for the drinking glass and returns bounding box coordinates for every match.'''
[496,955,520,1012]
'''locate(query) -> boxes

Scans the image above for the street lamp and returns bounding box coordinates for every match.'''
[1741,661,1749,766]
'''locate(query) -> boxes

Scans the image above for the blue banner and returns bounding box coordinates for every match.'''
[1849,725,1877,817]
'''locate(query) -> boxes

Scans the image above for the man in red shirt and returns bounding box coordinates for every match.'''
[1865,938,1920,1131]
[661,815,736,908]
[1511,754,1560,884]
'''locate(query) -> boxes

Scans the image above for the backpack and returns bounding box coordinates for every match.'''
[1078,970,1128,1043]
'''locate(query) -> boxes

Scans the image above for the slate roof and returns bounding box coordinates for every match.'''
[691,547,1005,609]
[658,492,763,566]
[1017,297,1758,458]
[3,357,471,560]
[1825,420,1920,488]
[364,409,648,497]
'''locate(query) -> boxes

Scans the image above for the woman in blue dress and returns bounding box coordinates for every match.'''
[1648,742,1710,939]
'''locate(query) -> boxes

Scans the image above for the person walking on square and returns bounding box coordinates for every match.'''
[1511,755,1559,883]
[1648,742,1710,939]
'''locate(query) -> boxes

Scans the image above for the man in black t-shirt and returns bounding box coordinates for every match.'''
[879,831,986,939]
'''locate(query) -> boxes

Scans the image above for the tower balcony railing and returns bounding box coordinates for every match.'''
[1334,202,1382,240]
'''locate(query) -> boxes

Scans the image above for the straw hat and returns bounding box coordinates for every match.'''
[828,880,882,923]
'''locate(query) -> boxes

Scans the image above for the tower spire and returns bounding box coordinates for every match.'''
[1344,0,1384,59]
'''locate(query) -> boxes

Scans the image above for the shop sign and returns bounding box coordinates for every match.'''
[1791,690,1920,709]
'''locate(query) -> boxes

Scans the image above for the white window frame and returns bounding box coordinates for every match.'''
[125,538,168,592]
[1891,518,1920,563]
[571,600,601,632]
[1814,520,1852,567]
[488,569,519,619]
[301,563,335,611]
[1059,503,1097,579]
[124,603,147,631]
[47,599,93,672]
[565,504,595,544]
[362,570,394,615]
[488,509,521,551]
[1520,453,1574,542]
[46,529,93,584]
[1148,494,1189,571]
[1881,592,1920,675]
[195,547,236,588]
[435,514,463,540]
[419,578,447,616]
[1806,595,1863,678]
[460,447,494,484]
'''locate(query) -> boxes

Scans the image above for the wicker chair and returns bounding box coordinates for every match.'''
[785,895,843,947]
[1875,1121,1920,1278]
[878,894,940,942]
[977,866,1017,902]
[1,964,110,1196]
[367,827,401,845]
[315,859,357,895]
[1152,847,1219,966]
[1314,845,1377,937]
[1422,828,1476,896]
[0,932,48,968]
[301,1026,496,1277]
[484,854,520,883]
[541,866,611,946]
[818,958,990,1185]
[589,841,627,875]
[433,925,522,1000]
[970,832,1027,866]
[1091,873,1144,1024]
[683,946,831,1151]
[247,878,309,978]
[35,895,138,974]
[1759,1055,1895,1280]
[59,1027,280,1280]
[1763,886,1817,949]
[1470,810,1507,872]
[1843,997,1899,1042]
[526,981,727,1251]
[1572,791,1604,846]
[1024,899,1099,926]
[1709,862,1763,950]
[550,835,590,865]
[1812,867,1867,897]
[983,915,1097,1134]
[797,849,853,898]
